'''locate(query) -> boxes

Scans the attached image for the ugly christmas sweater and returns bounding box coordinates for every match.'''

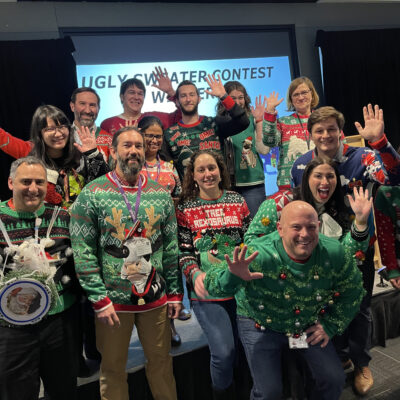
[69,172,183,313]
[176,190,251,301]
[262,112,313,189]
[164,96,249,178]
[0,201,79,320]
[204,230,365,338]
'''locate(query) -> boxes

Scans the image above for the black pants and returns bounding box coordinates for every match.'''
[0,303,79,400]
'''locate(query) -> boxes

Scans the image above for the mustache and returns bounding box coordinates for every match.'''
[80,112,95,118]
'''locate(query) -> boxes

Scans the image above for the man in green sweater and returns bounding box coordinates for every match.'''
[70,127,183,400]
[0,157,80,400]
[204,201,364,400]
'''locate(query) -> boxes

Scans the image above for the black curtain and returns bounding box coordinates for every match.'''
[316,29,400,150]
[0,37,77,199]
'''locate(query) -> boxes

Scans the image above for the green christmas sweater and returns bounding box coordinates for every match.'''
[0,201,78,320]
[229,115,265,187]
[176,190,251,301]
[204,230,365,338]
[245,198,369,258]
[164,96,249,178]
[69,172,183,312]
[262,112,313,189]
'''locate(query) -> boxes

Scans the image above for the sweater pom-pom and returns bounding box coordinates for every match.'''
[41,238,55,248]
[61,275,71,285]
[65,247,74,257]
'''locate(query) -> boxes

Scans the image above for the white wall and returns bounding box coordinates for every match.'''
[1,1,400,95]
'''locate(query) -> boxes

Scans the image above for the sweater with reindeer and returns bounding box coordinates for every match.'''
[69,172,183,313]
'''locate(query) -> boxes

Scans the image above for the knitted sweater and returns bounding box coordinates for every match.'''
[141,158,181,198]
[164,96,249,178]
[0,201,78,320]
[69,172,183,313]
[245,198,369,257]
[291,138,400,191]
[374,186,400,279]
[262,112,313,189]
[0,127,109,207]
[176,190,251,301]
[204,230,365,338]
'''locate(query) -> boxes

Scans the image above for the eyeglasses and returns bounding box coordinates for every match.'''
[292,90,311,99]
[144,134,163,141]
[42,125,69,135]
[231,96,245,101]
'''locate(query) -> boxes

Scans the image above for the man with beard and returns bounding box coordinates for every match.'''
[164,75,250,179]
[70,127,183,400]
[70,87,112,162]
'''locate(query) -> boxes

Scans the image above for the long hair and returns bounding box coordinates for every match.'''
[28,105,79,170]
[293,157,350,229]
[179,150,231,202]
[217,81,251,116]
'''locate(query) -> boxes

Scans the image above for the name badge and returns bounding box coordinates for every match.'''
[288,333,309,349]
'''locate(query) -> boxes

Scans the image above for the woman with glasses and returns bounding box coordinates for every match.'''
[0,104,108,207]
[261,77,319,199]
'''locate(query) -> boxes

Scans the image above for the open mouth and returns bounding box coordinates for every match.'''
[317,188,330,200]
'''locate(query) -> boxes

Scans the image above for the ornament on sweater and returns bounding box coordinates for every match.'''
[0,208,64,325]
[240,136,257,169]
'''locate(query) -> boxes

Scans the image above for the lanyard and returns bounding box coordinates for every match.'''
[296,114,310,150]
[144,155,161,182]
[112,171,143,225]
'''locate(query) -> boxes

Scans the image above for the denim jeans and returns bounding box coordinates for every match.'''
[192,299,237,390]
[234,184,266,219]
[237,316,345,400]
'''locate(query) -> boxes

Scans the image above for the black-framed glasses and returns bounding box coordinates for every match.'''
[292,90,311,99]
[144,133,163,141]
[42,125,70,135]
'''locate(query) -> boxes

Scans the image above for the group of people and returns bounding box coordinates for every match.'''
[0,67,399,400]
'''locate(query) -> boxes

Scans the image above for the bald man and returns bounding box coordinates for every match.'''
[204,201,365,400]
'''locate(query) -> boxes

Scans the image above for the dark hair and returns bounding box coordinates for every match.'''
[179,150,231,202]
[287,76,319,111]
[28,105,79,170]
[307,106,345,133]
[120,78,146,97]
[70,87,100,107]
[112,126,145,149]
[138,116,163,132]
[293,157,350,230]
[176,80,199,98]
[217,81,251,116]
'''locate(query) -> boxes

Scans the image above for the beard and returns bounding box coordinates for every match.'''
[76,111,96,127]
[116,153,145,180]
[179,102,199,117]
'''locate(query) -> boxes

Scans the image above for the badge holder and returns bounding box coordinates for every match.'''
[288,333,309,349]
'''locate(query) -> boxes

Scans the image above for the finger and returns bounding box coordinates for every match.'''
[354,121,362,134]
[249,272,263,280]
[164,68,169,77]
[224,253,233,267]
[320,336,329,348]
[112,312,120,327]
[246,250,259,264]
[167,305,173,318]
[238,245,248,261]
[374,104,379,119]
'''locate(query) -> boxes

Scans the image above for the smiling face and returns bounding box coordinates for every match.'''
[193,153,221,199]
[143,124,163,159]
[70,91,99,128]
[308,164,337,204]
[310,117,341,159]
[177,84,200,116]
[278,202,320,261]
[120,84,145,116]
[41,117,69,157]
[229,89,246,109]
[8,163,47,213]
[291,83,312,115]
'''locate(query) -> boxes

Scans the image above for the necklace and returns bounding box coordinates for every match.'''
[296,113,311,150]
[144,155,161,182]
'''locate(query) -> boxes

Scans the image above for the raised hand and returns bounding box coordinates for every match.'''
[152,66,175,97]
[224,245,262,281]
[251,95,267,122]
[74,125,97,153]
[347,186,372,231]
[354,104,384,142]
[204,74,226,99]
[265,91,284,114]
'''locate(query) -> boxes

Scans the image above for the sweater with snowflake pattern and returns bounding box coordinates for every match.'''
[176,190,250,301]
[204,230,365,338]
[69,172,183,312]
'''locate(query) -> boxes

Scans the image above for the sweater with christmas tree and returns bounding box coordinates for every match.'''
[262,112,313,189]
[176,190,250,301]
[204,230,365,338]
[69,172,183,313]
[0,201,79,320]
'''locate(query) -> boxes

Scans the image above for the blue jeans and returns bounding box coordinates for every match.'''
[234,184,266,219]
[192,299,237,390]
[237,316,345,400]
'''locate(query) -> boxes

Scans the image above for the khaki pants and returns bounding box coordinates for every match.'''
[95,305,177,400]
